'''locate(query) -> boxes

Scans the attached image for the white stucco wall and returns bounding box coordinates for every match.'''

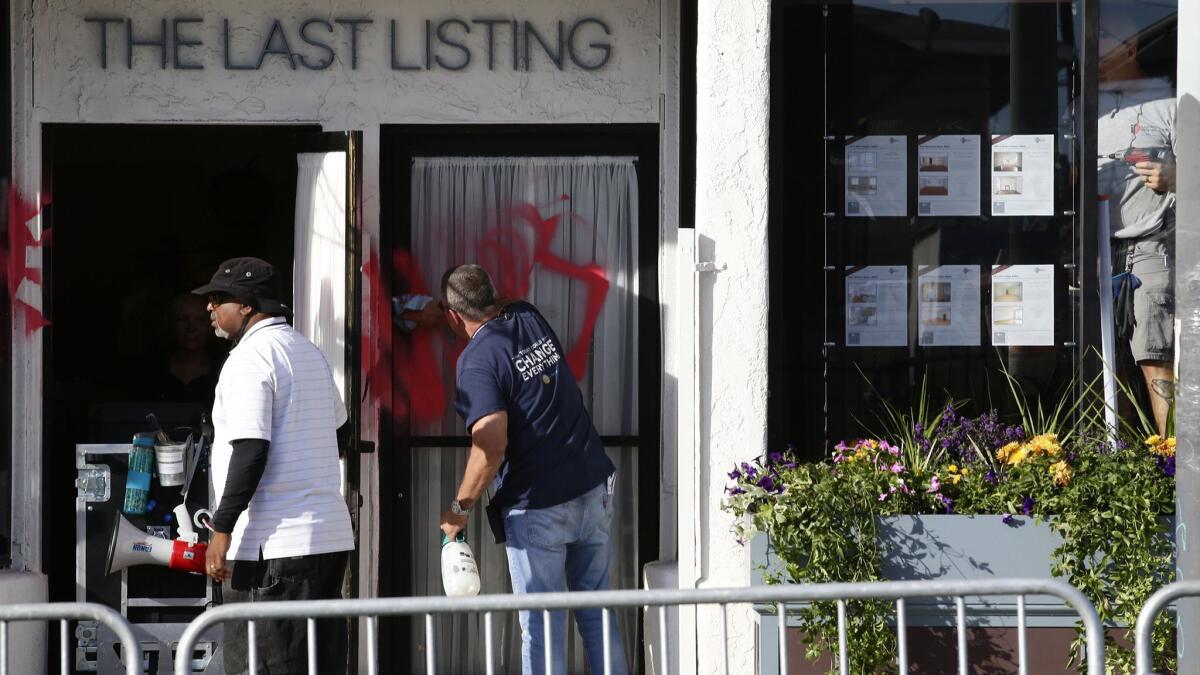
[694,1,769,674]
[34,0,659,126]
[0,571,49,674]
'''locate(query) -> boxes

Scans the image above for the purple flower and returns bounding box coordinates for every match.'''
[927,475,941,493]
[913,422,925,436]
[984,470,998,484]
[726,487,746,496]
[768,451,784,465]
[728,469,742,480]
[939,494,955,513]
[1159,456,1177,477]
[942,403,958,425]
[878,492,889,502]
[757,475,775,492]
[1002,513,1015,525]
[741,462,758,479]
[835,441,848,452]
[890,463,905,474]
[1021,496,1035,516]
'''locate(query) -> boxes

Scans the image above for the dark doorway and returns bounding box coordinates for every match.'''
[43,123,317,667]
[378,124,660,672]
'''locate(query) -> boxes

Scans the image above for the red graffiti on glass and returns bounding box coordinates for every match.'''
[385,197,610,426]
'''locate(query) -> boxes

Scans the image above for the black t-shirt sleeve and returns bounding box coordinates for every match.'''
[211,438,270,533]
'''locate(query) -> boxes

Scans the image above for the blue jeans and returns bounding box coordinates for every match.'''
[503,479,628,675]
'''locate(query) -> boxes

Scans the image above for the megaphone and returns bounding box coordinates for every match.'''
[105,513,207,576]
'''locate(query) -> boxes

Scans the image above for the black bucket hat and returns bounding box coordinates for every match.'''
[191,257,291,316]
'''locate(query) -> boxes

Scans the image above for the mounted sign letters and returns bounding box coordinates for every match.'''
[83,15,614,72]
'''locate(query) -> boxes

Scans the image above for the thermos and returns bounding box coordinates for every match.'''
[123,433,156,515]
[440,532,481,597]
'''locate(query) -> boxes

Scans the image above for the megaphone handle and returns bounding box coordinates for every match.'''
[194,509,214,531]
[211,578,223,606]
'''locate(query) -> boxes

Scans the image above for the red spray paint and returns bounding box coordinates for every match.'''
[3,185,51,336]
[379,198,612,428]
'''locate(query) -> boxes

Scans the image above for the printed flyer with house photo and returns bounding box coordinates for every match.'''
[990,264,1054,346]
[846,265,908,347]
[990,134,1054,216]
[917,135,980,217]
[845,135,907,217]
[918,265,981,346]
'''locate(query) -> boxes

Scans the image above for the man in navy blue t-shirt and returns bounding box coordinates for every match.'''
[438,264,625,675]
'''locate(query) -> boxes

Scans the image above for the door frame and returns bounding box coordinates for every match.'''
[377,123,661,669]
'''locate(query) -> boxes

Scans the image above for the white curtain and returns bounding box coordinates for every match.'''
[293,152,348,403]
[293,152,348,497]
[407,156,641,672]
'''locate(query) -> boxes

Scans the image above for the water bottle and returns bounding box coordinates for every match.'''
[123,433,156,515]
[440,532,481,597]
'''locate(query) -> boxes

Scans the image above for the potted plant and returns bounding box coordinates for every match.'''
[724,373,1177,673]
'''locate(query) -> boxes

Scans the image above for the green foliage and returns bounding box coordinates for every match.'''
[724,375,1177,674]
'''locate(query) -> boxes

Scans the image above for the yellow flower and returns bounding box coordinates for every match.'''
[1049,460,1073,487]
[948,464,959,474]
[961,467,971,476]
[1145,434,1162,447]
[949,473,962,485]
[1007,446,1030,466]
[1148,436,1176,458]
[1027,433,1061,457]
[997,442,1021,463]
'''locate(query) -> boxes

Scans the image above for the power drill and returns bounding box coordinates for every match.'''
[1101,146,1173,165]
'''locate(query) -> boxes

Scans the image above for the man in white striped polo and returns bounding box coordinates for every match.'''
[193,257,354,675]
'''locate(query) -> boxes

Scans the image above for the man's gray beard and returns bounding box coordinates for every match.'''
[214,326,230,340]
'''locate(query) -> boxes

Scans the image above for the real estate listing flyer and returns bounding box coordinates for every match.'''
[845,135,907,217]
[917,135,980,217]
[918,265,981,347]
[990,134,1054,216]
[846,265,908,347]
[990,264,1054,346]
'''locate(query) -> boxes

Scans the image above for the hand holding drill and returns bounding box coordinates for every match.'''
[1103,146,1175,193]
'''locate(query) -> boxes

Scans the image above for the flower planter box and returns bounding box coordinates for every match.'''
[752,514,1079,627]
[752,514,1173,675]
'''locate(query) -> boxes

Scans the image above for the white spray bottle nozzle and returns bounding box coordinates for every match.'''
[173,504,198,544]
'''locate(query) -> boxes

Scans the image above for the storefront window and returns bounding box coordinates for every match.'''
[1096,0,1178,435]
[768,0,1178,456]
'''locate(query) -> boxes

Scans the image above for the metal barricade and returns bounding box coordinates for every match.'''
[1134,579,1200,675]
[176,578,1105,675]
[0,602,141,675]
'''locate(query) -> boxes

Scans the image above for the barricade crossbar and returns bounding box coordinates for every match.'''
[1134,579,1200,675]
[174,577,1105,675]
[0,602,142,675]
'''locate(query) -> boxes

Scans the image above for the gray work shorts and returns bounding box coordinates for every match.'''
[1125,235,1175,363]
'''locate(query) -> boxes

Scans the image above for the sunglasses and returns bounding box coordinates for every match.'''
[208,294,241,308]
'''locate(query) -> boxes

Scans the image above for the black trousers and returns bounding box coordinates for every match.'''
[221,550,350,675]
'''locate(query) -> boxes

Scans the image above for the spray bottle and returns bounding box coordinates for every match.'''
[440,532,481,597]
